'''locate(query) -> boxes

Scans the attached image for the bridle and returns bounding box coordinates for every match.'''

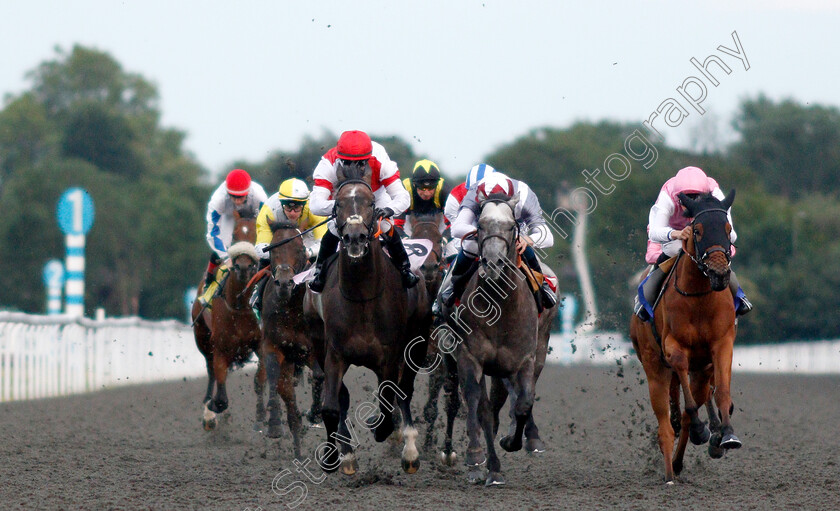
[270,227,307,285]
[334,179,377,240]
[686,207,732,278]
[477,198,519,263]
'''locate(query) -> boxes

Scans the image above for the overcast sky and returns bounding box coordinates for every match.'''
[3,1,839,179]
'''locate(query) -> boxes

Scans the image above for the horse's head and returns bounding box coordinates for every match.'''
[477,193,520,281]
[269,221,306,299]
[409,212,444,284]
[233,209,257,244]
[678,190,736,291]
[334,161,375,260]
[227,241,259,285]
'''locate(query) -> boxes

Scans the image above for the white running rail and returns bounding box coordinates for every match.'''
[0,311,206,402]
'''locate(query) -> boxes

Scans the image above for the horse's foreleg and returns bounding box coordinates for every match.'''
[499,359,535,454]
[674,370,711,475]
[307,359,324,425]
[478,375,505,486]
[335,383,358,476]
[712,338,741,450]
[397,354,421,474]
[264,349,285,438]
[645,365,677,483]
[440,353,460,466]
[320,348,346,473]
[666,336,709,447]
[459,355,486,483]
[208,353,230,414]
[277,359,302,459]
[202,356,215,405]
[489,377,509,438]
[422,357,445,452]
[254,350,267,428]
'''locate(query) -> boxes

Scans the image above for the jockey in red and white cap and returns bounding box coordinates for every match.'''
[200,168,267,306]
[634,166,752,321]
[439,171,557,312]
[307,130,419,292]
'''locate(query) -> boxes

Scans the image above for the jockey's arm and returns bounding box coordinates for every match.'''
[254,203,276,260]
[443,192,461,226]
[517,184,554,250]
[205,187,229,259]
[380,176,411,217]
[304,208,327,260]
[648,190,677,243]
[309,158,336,217]
[451,207,477,240]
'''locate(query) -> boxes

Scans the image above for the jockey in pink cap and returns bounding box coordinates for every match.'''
[633,166,752,321]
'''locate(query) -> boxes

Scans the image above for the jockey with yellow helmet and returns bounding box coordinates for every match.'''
[394,159,452,236]
[249,178,328,311]
[199,168,268,307]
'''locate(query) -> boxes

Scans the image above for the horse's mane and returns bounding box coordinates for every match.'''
[269,220,299,233]
[411,211,443,223]
[335,161,372,189]
[235,208,257,220]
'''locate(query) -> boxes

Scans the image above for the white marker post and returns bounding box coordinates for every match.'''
[42,259,65,315]
[57,188,95,318]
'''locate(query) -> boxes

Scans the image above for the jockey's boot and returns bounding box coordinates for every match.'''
[522,246,557,309]
[308,230,340,293]
[382,228,419,288]
[539,282,557,308]
[729,270,753,316]
[440,251,478,307]
[249,259,270,316]
[199,253,223,307]
[634,265,666,322]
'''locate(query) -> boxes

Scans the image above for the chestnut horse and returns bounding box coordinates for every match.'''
[260,221,324,457]
[630,190,742,483]
[303,162,431,476]
[192,210,264,430]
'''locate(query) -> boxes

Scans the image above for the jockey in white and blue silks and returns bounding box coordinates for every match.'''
[200,168,268,306]
[439,171,558,311]
[633,166,752,321]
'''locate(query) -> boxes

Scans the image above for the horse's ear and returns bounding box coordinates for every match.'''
[336,162,348,183]
[677,192,697,216]
[721,188,736,211]
[508,192,520,211]
[362,164,372,186]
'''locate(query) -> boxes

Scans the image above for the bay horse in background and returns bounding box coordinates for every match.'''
[630,190,742,484]
[192,209,265,430]
[260,220,324,458]
[439,191,540,486]
[403,212,451,451]
[303,162,431,475]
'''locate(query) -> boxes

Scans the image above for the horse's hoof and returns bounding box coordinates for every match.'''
[467,468,485,484]
[484,472,505,487]
[708,444,725,459]
[665,480,675,486]
[339,454,358,476]
[720,433,742,450]
[252,421,265,433]
[689,424,711,445]
[267,422,284,439]
[309,422,324,430]
[465,448,486,467]
[402,457,420,474]
[525,438,546,454]
[202,417,217,431]
[373,420,395,443]
[439,451,457,466]
[499,435,522,453]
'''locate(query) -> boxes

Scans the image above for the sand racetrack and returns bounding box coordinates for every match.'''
[2,362,838,510]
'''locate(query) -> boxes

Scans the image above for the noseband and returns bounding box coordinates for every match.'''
[687,208,731,277]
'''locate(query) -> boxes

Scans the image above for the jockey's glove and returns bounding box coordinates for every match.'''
[375,207,395,219]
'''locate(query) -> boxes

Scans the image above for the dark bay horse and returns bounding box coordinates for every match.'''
[192,210,264,430]
[439,192,539,486]
[303,163,431,475]
[260,221,324,457]
[403,212,451,451]
[630,190,742,484]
